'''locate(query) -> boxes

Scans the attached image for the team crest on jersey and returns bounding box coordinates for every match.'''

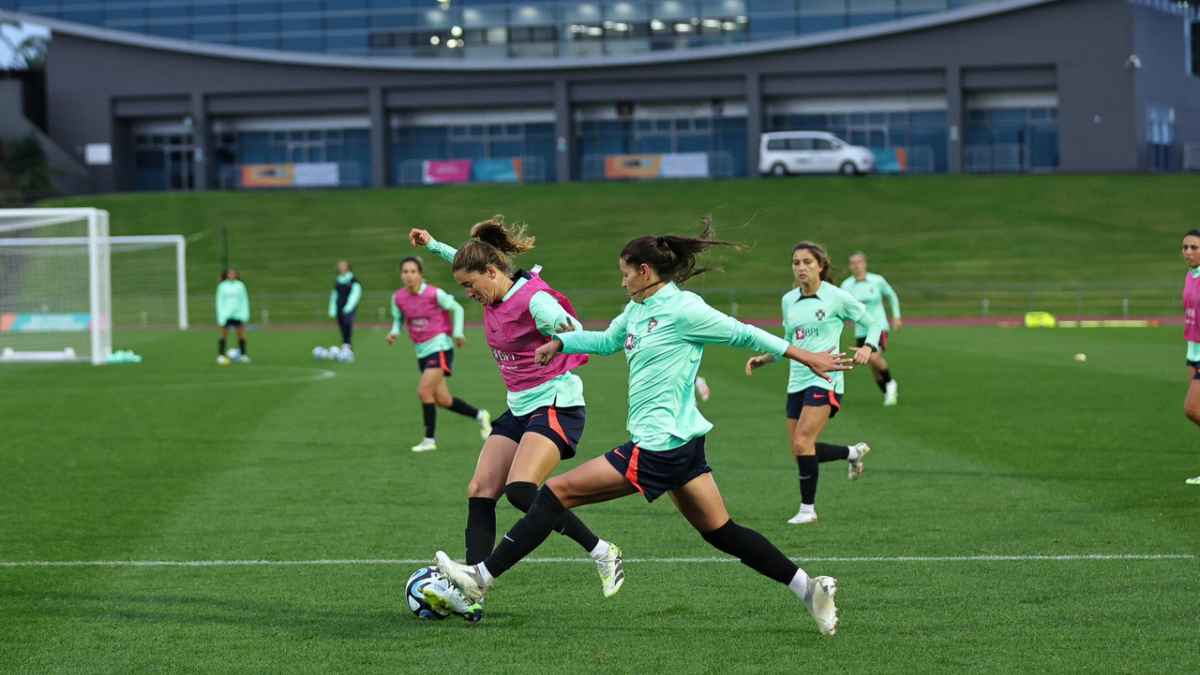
[646,317,658,333]
[624,333,637,351]
[794,327,806,340]
[815,309,826,321]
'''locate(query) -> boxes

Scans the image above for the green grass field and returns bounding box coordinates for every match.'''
[43,175,1200,323]
[2,323,1197,672]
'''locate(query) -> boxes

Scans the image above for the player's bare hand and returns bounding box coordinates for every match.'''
[385,333,397,346]
[454,336,466,349]
[409,228,432,247]
[853,346,873,365]
[556,322,577,333]
[787,348,852,382]
[534,338,562,366]
[892,317,902,331]
[744,355,771,377]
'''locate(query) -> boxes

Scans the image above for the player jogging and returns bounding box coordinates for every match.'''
[430,222,851,636]
[1181,229,1200,485]
[328,260,362,359]
[840,252,901,406]
[215,267,250,365]
[409,217,622,620]
[387,255,491,453]
[746,242,880,525]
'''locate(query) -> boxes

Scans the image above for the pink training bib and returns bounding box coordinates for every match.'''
[1185,271,1200,342]
[393,284,452,344]
[484,272,588,392]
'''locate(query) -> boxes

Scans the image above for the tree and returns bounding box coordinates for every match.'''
[0,20,48,70]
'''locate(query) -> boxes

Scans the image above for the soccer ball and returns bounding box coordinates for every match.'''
[337,348,355,363]
[226,348,241,359]
[405,566,450,620]
[313,346,329,360]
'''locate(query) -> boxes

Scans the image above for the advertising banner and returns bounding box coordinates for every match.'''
[422,160,473,184]
[0,313,91,333]
[604,155,662,179]
[293,163,340,186]
[660,153,709,178]
[472,158,522,183]
[241,163,341,188]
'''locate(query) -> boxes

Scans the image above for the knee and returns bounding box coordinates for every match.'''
[503,481,538,512]
[467,478,501,500]
[700,519,735,545]
[790,436,816,456]
[1186,405,1200,425]
[417,385,435,402]
[435,391,453,407]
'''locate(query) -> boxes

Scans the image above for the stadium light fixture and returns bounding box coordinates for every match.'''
[430,35,440,45]
[450,25,463,37]
[651,19,666,31]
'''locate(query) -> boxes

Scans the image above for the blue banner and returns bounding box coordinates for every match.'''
[472,158,521,183]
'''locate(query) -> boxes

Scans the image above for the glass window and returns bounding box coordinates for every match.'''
[766,138,787,151]
[787,138,814,150]
[812,138,835,151]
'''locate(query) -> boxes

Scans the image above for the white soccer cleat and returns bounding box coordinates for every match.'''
[237,355,251,364]
[411,439,437,453]
[435,550,488,602]
[477,409,493,441]
[420,580,482,622]
[848,442,871,480]
[1186,475,1200,485]
[695,376,711,402]
[804,576,839,636]
[883,380,898,406]
[216,355,231,366]
[787,508,818,525]
[595,543,625,598]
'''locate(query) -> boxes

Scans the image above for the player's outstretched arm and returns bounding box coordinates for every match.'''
[409,228,456,264]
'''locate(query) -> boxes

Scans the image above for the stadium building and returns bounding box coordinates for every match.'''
[1,0,1199,193]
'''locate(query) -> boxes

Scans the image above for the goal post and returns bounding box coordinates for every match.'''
[0,208,189,365]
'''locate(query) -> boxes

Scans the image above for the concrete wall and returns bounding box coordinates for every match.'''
[41,0,1151,192]
[0,79,91,194]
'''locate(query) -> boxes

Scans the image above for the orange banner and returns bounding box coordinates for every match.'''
[241,164,295,188]
[604,155,663,179]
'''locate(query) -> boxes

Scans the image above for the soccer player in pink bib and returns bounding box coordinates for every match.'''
[387,255,491,453]
[1181,229,1200,486]
[409,217,622,620]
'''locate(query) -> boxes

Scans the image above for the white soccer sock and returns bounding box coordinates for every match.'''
[848,445,861,461]
[799,503,815,513]
[588,539,611,561]
[423,437,435,443]
[476,410,486,421]
[788,568,811,601]
[477,562,495,587]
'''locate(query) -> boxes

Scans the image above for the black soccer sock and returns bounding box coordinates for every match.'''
[238,338,247,356]
[875,368,893,392]
[701,519,798,584]
[505,482,599,553]
[464,497,497,565]
[797,455,819,506]
[815,442,850,463]
[447,397,479,419]
[485,485,564,578]
[339,315,353,345]
[422,403,436,438]
[218,338,226,356]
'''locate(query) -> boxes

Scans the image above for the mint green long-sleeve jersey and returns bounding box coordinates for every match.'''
[557,283,788,452]
[777,282,881,395]
[839,272,900,338]
[215,279,250,325]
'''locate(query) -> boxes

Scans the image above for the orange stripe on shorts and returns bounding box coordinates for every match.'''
[625,445,643,493]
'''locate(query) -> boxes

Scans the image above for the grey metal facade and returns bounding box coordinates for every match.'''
[6,0,1200,194]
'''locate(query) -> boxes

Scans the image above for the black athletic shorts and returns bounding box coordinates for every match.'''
[855,331,888,351]
[416,349,454,376]
[1190,360,1200,379]
[786,386,843,420]
[605,435,712,503]
[222,319,244,328]
[490,405,585,459]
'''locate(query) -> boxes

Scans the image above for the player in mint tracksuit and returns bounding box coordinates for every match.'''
[433,224,852,636]
[1181,229,1200,486]
[410,217,621,621]
[746,242,881,526]
[387,255,490,453]
[327,260,363,356]
[215,268,250,365]
[840,252,902,406]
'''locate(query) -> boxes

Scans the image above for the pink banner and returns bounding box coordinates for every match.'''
[422,160,473,185]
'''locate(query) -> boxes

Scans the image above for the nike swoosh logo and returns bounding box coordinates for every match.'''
[503,535,515,543]
[799,474,814,480]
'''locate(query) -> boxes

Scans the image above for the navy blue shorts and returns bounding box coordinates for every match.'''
[604,436,712,503]
[416,349,453,376]
[222,319,244,328]
[1191,361,1200,379]
[855,331,888,351]
[786,386,843,420]
[490,405,585,459]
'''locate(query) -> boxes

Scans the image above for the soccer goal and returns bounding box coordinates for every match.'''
[0,208,188,365]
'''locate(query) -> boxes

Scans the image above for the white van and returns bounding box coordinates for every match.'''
[759,131,875,176]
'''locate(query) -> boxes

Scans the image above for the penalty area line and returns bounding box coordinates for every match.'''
[0,553,1194,568]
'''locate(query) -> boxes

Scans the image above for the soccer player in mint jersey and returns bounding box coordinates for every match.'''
[1181,229,1200,485]
[431,223,851,636]
[840,252,902,406]
[327,260,362,359]
[746,242,880,525]
[215,268,250,365]
[409,217,621,620]
[386,256,491,453]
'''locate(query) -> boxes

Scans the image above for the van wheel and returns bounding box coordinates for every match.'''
[839,161,858,176]
[769,163,788,177]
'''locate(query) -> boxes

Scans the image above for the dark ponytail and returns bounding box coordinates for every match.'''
[452,215,535,276]
[620,216,743,284]
[793,241,833,282]
[1186,228,1200,239]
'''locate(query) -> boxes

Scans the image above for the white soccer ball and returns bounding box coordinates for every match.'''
[405,567,450,620]
[226,348,241,359]
[313,346,329,360]
[1074,353,1087,363]
[337,349,355,363]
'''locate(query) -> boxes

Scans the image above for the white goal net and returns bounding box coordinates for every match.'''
[0,208,188,365]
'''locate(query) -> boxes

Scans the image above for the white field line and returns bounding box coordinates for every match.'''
[0,554,1194,569]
